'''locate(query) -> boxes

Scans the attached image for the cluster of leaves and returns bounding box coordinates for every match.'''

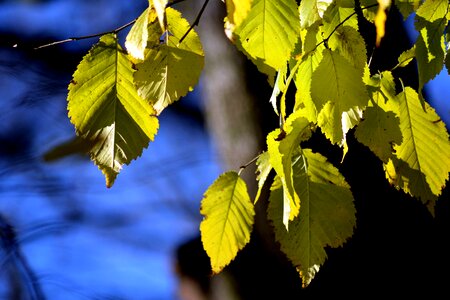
[63,0,450,287]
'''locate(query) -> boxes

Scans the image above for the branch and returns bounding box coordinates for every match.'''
[178,0,210,44]
[32,0,189,50]
[238,154,261,176]
[33,18,137,50]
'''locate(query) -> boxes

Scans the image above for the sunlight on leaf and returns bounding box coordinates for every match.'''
[267,111,312,228]
[149,0,168,31]
[68,34,159,187]
[200,171,255,273]
[268,149,355,287]
[255,151,272,203]
[224,0,253,40]
[385,87,450,210]
[299,0,333,28]
[134,8,204,114]
[374,0,391,47]
[311,49,368,145]
[234,0,300,78]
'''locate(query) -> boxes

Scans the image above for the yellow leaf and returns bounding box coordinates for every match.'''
[374,0,391,47]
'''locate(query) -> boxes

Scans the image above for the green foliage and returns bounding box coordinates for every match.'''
[58,0,450,288]
[67,33,159,187]
[268,149,355,286]
[200,171,255,273]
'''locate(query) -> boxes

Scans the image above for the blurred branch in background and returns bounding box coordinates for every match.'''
[0,215,46,300]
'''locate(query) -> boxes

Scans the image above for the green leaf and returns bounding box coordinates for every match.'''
[200,171,255,273]
[328,26,367,75]
[395,0,421,19]
[267,112,312,228]
[311,49,368,144]
[224,0,253,33]
[387,87,450,206]
[415,16,446,90]
[255,151,272,203]
[125,8,153,60]
[299,0,333,29]
[267,149,355,287]
[134,8,204,114]
[322,0,358,39]
[416,0,449,22]
[294,48,324,123]
[394,45,416,69]
[68,34,159,187]
[355,105,402,162]
[234,0,301,78]
[365,71,399,113]
[446,48,450,75]
[359,0,378,22]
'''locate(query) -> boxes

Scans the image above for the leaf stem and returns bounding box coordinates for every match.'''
[238,154,261,176]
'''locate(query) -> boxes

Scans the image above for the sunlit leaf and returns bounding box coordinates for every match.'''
[224,0,253,39]
[294,48,324,123]
[200,171,255,273]
[134,8,204,114]
[355,105,402,162]
[255,151,272,203]
[126,8,154,61]
[299,0,333,28]
[68,34,159,187]
[267,112,312,228]
[234,0,300,78]
[149,0,168,31]
[359,0,378,22]
[394,46,416,69]
[416,0,449,22]
[374,0,391,47]
[322,0,358,39]
[415,16,446,90]
[328,26,367,74]
[311,49,368,145]
[267,149,355,287]
[386,87,450,209]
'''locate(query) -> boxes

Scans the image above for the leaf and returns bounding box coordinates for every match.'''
[126,8,154,61]
[68,34,159,187]
[384,157,438,214]
[255,151,272,203]
[395,0,420,19]
[267,112,312,228]
[134,8,204,114]
[224,0,253,38]
[269,67,287,115]
[416,0,449,22]
[374,0,391,47]
[267,149,355,287]
[394,45,416,69]
[355,105,402,162]
[446,48,450,75]
[415,16,446,90]
[359,0,379,22]
[200,171,255,274]
[294,48,324,123]
[299,0,333,29]
[311,49,368,145]
[322,0,358,39]
[328,26,367,75]
[388,87,450,204]
[149,0,168,31]
[234,0,301,78]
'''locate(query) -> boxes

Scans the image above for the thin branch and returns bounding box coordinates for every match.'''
[311,3,379,53]
[238,154,261,176]
[178,0,210,44]
[33,18,137,50]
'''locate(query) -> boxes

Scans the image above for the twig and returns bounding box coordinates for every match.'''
[238,154,261,176]
[33,18,137,50]
[178,0,210,44]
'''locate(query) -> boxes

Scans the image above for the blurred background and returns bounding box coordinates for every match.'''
[1,1,449,299]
